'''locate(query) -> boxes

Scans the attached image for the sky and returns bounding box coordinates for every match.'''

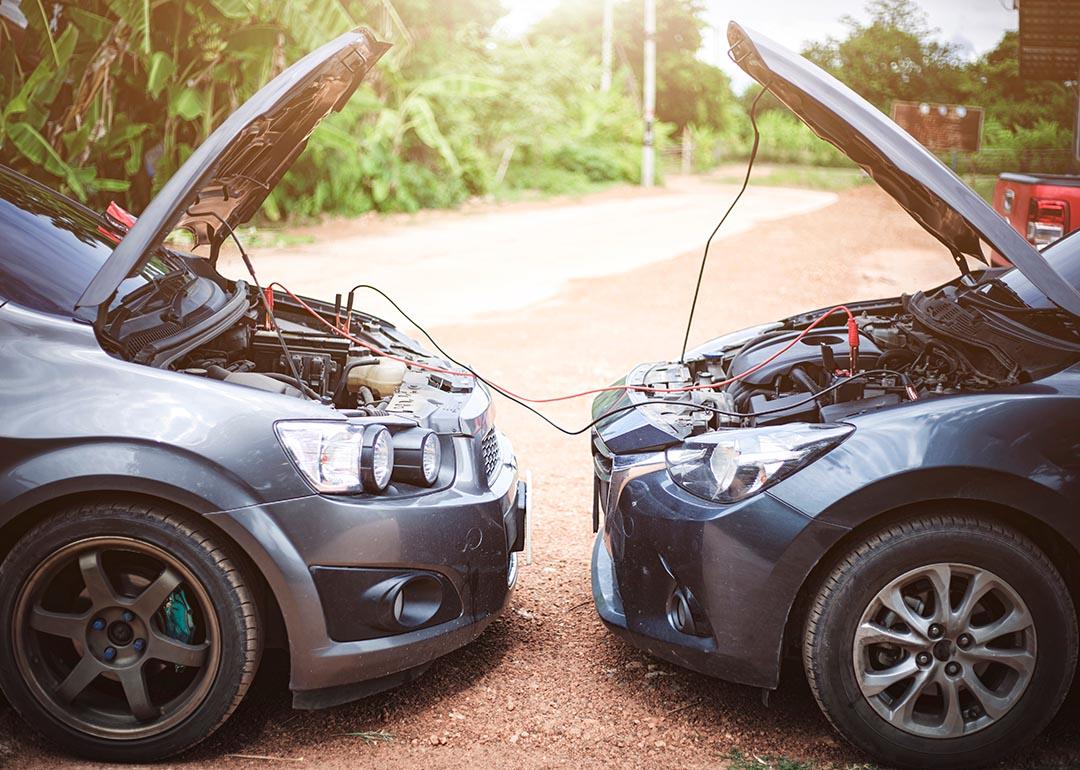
[498,0,1020,91]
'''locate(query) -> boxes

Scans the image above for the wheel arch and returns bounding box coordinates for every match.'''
[0,489,289,653]
[781,496,1080,672]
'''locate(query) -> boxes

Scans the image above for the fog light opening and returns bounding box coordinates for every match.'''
[365,573,445,632]
[666,586,710,638]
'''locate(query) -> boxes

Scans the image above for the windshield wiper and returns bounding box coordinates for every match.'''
[105,269,192,340]
[113,268,188,312]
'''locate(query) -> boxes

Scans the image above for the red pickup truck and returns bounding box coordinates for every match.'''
[993,172,1080,249]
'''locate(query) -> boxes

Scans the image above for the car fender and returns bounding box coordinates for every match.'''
[770,379,1080,555]
[0,438,271,526]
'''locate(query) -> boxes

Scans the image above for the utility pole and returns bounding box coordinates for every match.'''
[601,0,615,93]
[642,0,656,187]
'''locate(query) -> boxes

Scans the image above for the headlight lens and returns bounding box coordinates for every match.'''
[665,423,853,503]
[276,421,394,494]
[390,428,443,487]
[362,426,394,493]
[421,432,441,483]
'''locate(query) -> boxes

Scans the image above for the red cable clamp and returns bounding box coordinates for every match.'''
[263,287,275,330]
[847,316,860,374]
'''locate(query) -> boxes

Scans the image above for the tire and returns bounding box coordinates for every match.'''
[804,514,1077,769]
[0,502,262,762]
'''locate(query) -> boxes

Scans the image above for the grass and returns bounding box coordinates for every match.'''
[163,225,316,251]
[236,226,317,249]
[724,748,877,770]
[963,174,998,204]
[339,730,395,745]
[709,164,873,193]
[707,162,1001,205]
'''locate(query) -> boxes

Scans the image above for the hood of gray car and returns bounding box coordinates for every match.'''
[76,27,390,312]
[728,21,1080,318]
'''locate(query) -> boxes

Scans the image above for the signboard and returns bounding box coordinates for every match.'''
[1018,0,1080,80]
[891,101,984,153]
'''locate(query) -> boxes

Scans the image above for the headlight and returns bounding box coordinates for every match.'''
[391,428,443,487]
[665,423,853,503]
[362,426,394,492]
[276,421,394,494]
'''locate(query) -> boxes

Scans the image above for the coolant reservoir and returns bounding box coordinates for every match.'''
[347,358,407,399]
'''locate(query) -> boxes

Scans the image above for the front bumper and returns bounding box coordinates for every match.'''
[207,431,527,708]
[590,447,845,689]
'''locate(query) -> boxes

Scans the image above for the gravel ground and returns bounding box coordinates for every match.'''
[4,181,1080,769]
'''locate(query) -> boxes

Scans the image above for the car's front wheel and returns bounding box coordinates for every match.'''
[804,514,1077,769]
[0,502,262,761]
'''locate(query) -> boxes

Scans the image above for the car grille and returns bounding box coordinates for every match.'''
[480,429,501,482]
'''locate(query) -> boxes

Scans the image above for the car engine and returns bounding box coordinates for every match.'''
[628,282,1080,437]
[164,288,478,431]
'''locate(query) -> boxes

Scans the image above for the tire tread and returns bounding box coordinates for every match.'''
[803,513,1076,765]
[0,500,262,760]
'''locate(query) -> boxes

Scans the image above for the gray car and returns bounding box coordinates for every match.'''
[0,28,527,761]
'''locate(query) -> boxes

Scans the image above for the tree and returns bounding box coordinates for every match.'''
[969,31,1075,132]
[801,0,966,111]
[531,0,737,133]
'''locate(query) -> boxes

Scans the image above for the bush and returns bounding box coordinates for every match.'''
[0,2,651,220]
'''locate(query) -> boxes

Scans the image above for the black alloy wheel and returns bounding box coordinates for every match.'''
[0,503,261,761]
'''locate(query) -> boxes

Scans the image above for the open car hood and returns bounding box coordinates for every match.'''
[77,27,390,312]
[728,22,1080,318]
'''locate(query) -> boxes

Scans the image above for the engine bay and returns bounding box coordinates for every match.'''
[179,300,477,430]
[100,258,478,433]
[629,280,1080,437]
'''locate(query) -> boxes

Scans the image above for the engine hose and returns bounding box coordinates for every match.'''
[876,349,915,370]
[260,371,321,399]
[332,357,381,404]
[204,364,231,381]
[790,366,821,394]
[925,341,958,374]
[356,405,389,417]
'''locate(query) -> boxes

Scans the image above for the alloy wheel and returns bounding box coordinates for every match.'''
[12,537,221,740]
[852,562,1036,739]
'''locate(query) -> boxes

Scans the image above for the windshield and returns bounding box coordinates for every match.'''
[999,230,1080,311]
[0,168,172,316]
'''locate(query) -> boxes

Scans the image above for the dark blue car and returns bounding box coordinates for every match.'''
[591,24,1080,769]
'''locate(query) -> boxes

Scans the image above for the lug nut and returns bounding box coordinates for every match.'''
[121,610,135,623]
[957,634,972,649]
[916,652,932,666]
[946,662,961,676]
[133,638,146,652]
[928,624,944,640]
[103,646,117,662]
[91,617,106,631]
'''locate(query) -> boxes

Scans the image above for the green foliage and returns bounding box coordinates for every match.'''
[264,31,648,217]
[0,0,363,206]
[532,0,739,135]
[0,0,644,219]
[803,0,966,112]
[2,0,1074,222]
[752,112,852,168]
[712,165,872,193]
[799,0,1077,174]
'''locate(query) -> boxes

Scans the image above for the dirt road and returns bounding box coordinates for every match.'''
[5,179,1080,769]
[217,176,838,326]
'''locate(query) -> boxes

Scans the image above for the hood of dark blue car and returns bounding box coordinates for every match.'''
[728,21,1080,318]
[76,27,390,313]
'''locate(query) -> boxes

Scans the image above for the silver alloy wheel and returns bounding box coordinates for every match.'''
[852,562,1036,739]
